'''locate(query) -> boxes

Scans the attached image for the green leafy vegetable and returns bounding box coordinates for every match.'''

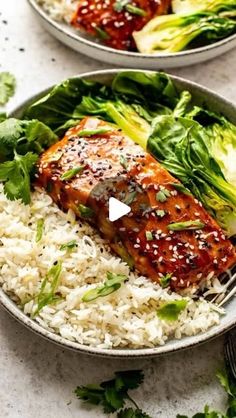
[167,220,205,231]
[148,115,236,236]
[36,219,44,243]
[60,240,77,251]
[33,261,62,316]
[78,204,95,218]
[0,72,16,106]
[172,0,236,14]
[171,182,192,196]
[82,272,127,302]
[133,12,236,54]
[157,300,188,321]
[160,273,172,288]
[60,166,84,181]
[75,370,144,414]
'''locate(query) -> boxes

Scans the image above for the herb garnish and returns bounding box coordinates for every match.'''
[60,165,84,181]
[82,272,127,302]
[75,370,150,416]
[167,220,205,231]
[74,364,236,417]
[113,0,129,12]
[60,240,77,251]
[156,188,170,203]
[124,191,136,205]
[94,27,110,40]
[145,231,153,241]
[157,300,188,321]
[156,209,166,218]
[0,72,16,106]
[125,4,147,16]
[159,273,172,288]
[33,261,62,317]
[120,155,128,169]
[78,126,112,137]
[78,204,95,218]
[36,219,44,243]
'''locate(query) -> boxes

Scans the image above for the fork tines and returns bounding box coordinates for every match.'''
[224,328,236,380]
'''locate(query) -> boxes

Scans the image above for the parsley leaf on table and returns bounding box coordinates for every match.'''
[0,72,16,106]
[75,370,144,414]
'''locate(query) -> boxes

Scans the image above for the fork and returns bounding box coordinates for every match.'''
[208,268,236,307]
[224,327,236,380]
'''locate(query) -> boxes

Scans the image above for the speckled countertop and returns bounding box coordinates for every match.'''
[0,1,235,417]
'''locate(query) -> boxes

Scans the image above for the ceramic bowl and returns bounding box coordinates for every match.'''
[28,0,236,69]
[1,69,236,358]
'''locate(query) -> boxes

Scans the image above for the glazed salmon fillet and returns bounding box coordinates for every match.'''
[71,0,171,50]
[36,117,236,291]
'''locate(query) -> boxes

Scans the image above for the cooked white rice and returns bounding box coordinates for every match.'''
[36,0,78,22]
[0,185,223,349]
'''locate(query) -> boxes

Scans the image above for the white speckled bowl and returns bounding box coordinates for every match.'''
[1,69,236,358]
[27,0,236,69]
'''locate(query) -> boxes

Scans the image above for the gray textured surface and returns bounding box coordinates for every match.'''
[0,1,236,417]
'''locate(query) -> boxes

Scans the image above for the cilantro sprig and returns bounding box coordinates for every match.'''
[75,370,151,417]
[0,118,57,203]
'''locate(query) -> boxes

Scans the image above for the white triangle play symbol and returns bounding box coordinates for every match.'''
[109,197,131,222]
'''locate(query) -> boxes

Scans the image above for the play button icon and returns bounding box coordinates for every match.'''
[109,197,131,222]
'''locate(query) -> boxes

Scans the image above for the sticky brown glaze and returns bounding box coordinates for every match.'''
[36,117,236,291]
[71,0,171,51]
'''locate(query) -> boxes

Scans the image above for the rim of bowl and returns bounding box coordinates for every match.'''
[1,68,236,358]
[28,0,236,60]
